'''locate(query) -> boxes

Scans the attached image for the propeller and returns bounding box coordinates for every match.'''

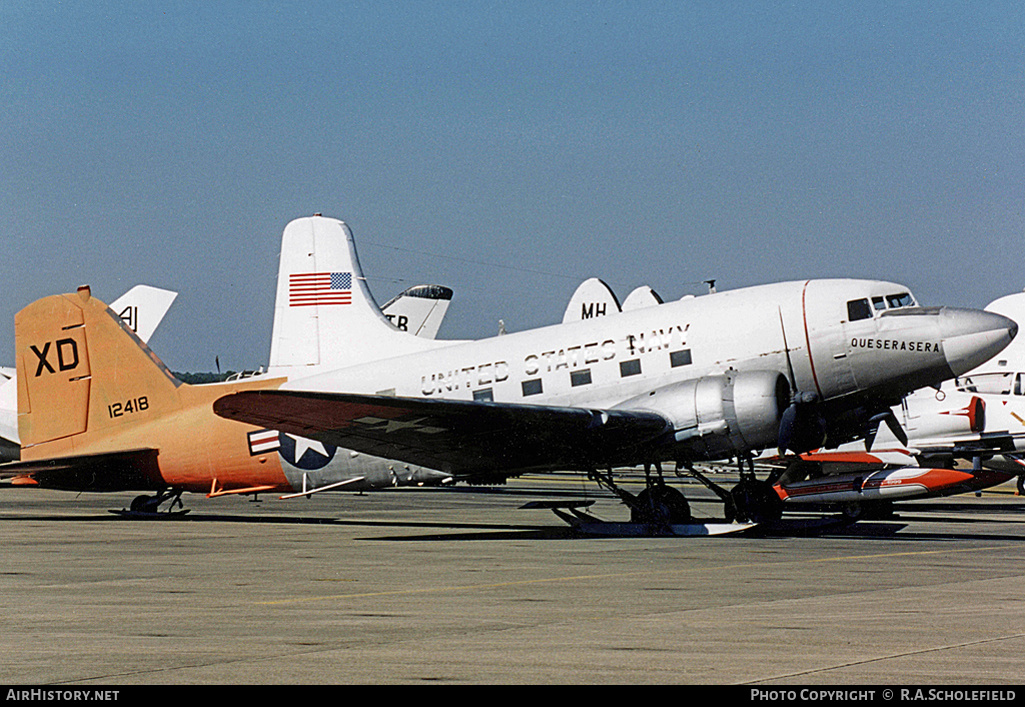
[776,309,826,456]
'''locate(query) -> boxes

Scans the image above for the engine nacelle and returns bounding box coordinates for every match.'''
[616,370,790,460]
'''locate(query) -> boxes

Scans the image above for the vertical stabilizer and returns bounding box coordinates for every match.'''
[380,284,454,338]
[16,286,182,456]
[622,285,664,311]
[267,215,445,378]
[562,278,621,323]
[109,285,178,343]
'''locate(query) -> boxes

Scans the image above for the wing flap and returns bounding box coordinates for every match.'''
[214,390,671,476]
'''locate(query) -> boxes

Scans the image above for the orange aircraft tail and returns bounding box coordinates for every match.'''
[16,285,183,460]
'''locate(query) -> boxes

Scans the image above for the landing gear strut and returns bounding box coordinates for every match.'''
[589,462,692,528]
[682,456,783,525]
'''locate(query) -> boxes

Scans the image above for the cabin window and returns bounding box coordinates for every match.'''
[473,388,494,402]
[620,359,642,377]
[886,292,915,308]
[1016,373,1025,396]
[956,372,1013,395]
[570,369,592,387]
[847,298,872,322]
[521,378,543,396]
[669,349,692,368]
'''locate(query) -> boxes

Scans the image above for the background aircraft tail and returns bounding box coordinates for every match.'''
[16,286,183,458]
[267,215,446,378]
[108,284,178,343]
[380,284,454,338]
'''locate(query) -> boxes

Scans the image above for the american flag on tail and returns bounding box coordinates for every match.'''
[289,271,352,307]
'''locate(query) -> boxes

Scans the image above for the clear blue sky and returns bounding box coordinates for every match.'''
[2,1,1023,372]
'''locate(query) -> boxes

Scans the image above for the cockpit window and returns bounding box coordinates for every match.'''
[956,372,1013,395]
[847,298,872,322]
[886,292,915,308]
[872,296,886,312]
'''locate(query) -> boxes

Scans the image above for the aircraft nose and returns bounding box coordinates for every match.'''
[940,308,1018,376]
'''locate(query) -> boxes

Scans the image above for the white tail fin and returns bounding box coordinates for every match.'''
[622,285,663,311]
[109,285,178,344]
[267,215,447,378]
[562,278,621,323]
[380,285,453,338]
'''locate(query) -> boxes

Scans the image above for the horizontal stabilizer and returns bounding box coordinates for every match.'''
[214,390,671,476]
[0,448,161,492]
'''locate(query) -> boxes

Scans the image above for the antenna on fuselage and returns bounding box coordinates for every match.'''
[704,279,717,294]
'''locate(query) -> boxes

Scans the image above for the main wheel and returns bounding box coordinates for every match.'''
[729,479,783,524]
[631,485,691,524]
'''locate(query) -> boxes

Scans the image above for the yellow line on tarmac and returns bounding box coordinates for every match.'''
[257,543,1017,606]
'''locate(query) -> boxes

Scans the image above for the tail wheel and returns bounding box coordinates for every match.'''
[130,494,158,513]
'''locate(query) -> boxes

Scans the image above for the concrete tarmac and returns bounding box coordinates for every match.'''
[2,473,1025,685]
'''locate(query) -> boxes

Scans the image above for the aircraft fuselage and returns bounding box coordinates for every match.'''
[285,278,1013,461]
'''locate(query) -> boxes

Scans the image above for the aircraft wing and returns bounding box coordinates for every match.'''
[214,390,671,477]
[0,448,161,491]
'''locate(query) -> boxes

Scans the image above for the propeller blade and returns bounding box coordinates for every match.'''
[778,404,798,456]
[778,402,826,456]
[864,410,908,450]
[864,426,878,452]
[778,308,797,390]
[883,411,909,446]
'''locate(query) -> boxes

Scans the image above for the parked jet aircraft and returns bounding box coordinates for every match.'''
[213,215,1018,525]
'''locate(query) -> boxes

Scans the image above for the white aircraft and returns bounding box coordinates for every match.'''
[561,278,1025,520]
[212,214,1018,527]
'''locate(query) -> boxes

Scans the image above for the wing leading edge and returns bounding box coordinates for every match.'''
[213,390,671,477]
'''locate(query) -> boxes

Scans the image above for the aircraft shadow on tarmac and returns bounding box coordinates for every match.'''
[2,489,1023,542]
[4,507,1025,543]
